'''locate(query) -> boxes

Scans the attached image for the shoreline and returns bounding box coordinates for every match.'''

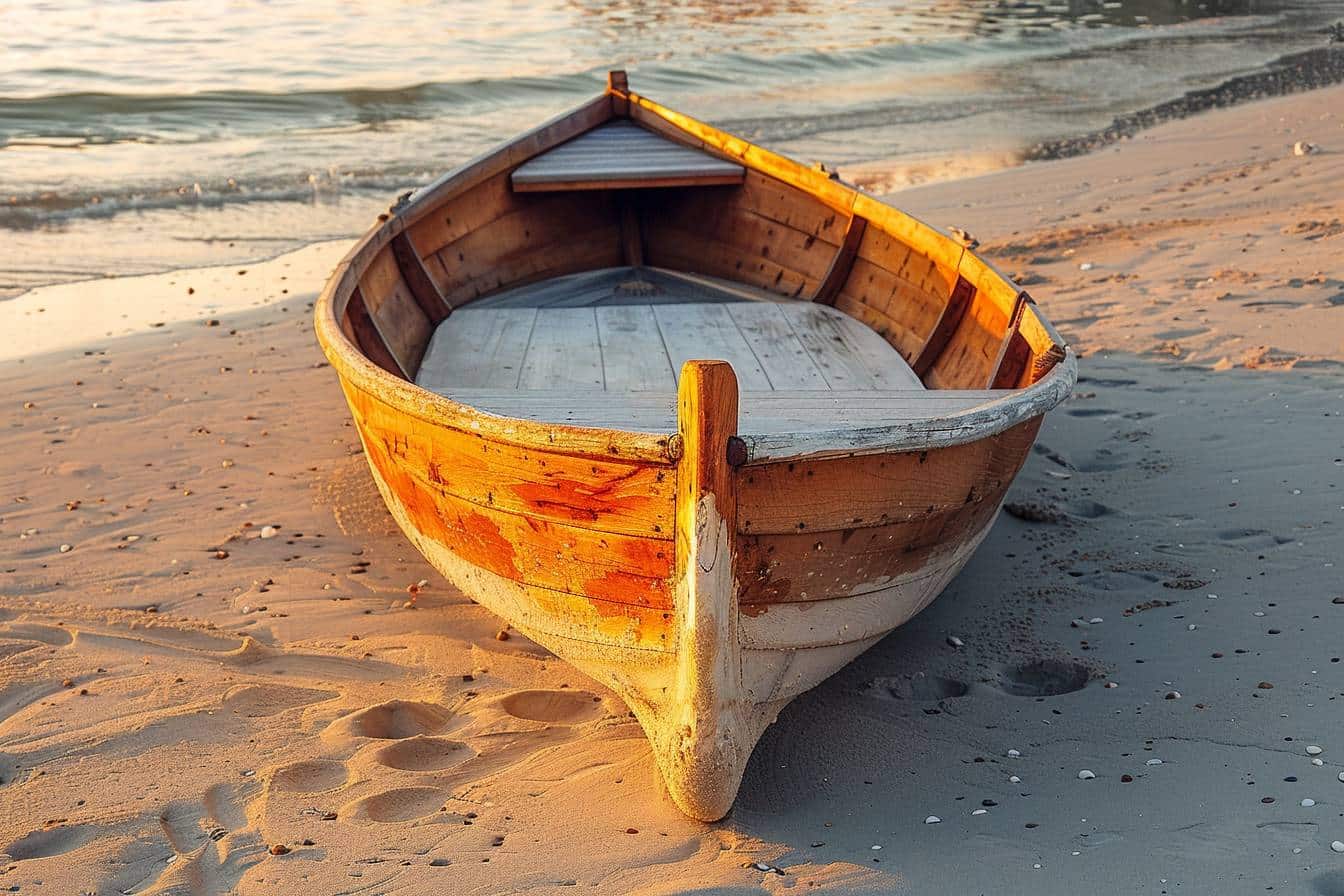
[6,40,1344,312]
[1,74,1343,895]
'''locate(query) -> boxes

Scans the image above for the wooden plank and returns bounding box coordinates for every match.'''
[344,287,405,378]
[360,247,433,376]
[653,304,772,390]
[427,192,617,297]
[357,422,674,608]
[813,214,866,306]
[724,304,827,390]
[596,305,675,391]
[738,499,1003,604]
[782,303,923,390]
[415,307,537,390]
[925,284,1012,390]
[644,223,817,299]
[346,383,676,538]
[911,274,975,379]
[608,69,629,116]
[438,225,623,307]
[619,198,644,267]
[665,359,747,821]
[391,231,452,321]
[519,308,605,390]
[987,292,1031,389]
[737,419,1038,534]
[420,388,1005,434]
[511,121,744,191]
[514,174,743,192]
[647,189,838,284]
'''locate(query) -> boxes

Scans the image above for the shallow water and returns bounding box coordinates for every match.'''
[3,0,1342,296]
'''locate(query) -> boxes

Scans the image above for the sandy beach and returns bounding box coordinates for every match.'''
[1,83,1342,895]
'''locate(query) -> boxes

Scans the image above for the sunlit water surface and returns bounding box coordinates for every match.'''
[3,0,1342,296]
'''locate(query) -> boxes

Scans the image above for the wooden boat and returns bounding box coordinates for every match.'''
[314,71,1075,821]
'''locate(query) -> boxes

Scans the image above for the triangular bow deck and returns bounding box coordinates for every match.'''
[510,120,745,192]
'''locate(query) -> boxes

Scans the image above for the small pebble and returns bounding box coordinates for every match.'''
[1089,617,1103,624]
[1146,759,1163,766]
[923,816,940,825]
[946,635,964,648]
[1007,749,1021,758]
[1333,841,1344,853]
[1312,758,1324,767]
[1009,775,1021,784]
[1079,262,1095,271]
[1293,141,1318,156]
[1121,774,1133,783]
[1078,770,1096,780]
[260,525,278,539]
[59,544,72,553]
[1337,771,1344,783]
[1164,691,1181,700]
[495,630,510,642]
[1302,799,1316,808]
[269,844,290,856]
[1257,681,1274,690]
[971,809,987,816]
[1104,681,1117,689]
[1307,745,1323,756]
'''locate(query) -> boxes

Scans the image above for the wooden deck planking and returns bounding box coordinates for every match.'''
[784,303,924,390]
[518,308,605,390]
[725,303,828,390]
[596,305,676,391]
[417,297,930,397]
[416,307,537,390]
[511,121,744,191]
[652,303,773,390]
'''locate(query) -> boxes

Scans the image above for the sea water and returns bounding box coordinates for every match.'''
[2,0,1342,297]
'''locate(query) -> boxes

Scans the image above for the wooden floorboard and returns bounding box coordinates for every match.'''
[416,275,928,401]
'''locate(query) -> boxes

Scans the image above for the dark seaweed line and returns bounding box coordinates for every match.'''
[1027,44,1344,161]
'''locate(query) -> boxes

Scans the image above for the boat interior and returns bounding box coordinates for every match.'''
[337,89,1068,441]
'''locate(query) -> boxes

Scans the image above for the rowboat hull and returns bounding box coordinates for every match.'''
[315,73,1075,820]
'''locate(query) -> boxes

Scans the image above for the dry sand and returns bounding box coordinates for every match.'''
[1,86,1342,895]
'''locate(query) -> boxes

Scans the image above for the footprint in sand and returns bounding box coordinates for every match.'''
[343,786,449,823]
[872,673,969,702]
[374,736,476,772]
[270,758,350,793]
[497,689,603,725]
[326,699,453,740]
[2,823,104,861]
[993,658,1091,697]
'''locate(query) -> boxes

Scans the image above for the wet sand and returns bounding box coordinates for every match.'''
[1,85,1342,894]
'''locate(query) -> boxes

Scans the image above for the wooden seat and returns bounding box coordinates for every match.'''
[511,121,745,192]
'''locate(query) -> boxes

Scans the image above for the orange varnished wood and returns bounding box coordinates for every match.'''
[738,484,1006,605]
[738,419,1039,603]
[344,386,675,537]
[737,419,1039,535]
[924,285,1012,390]
[352,389,675,609]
